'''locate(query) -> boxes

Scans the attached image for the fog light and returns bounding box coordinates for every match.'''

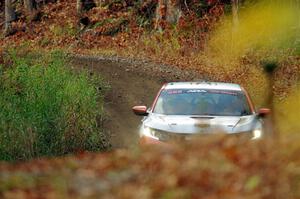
[143,126,159,140]
[252,129,262,140]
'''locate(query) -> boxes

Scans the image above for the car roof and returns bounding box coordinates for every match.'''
[164,82,242,91]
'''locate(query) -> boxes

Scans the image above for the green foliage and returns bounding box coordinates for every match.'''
[103,18,129,36]
[0,50,110,161]
[136,15,152,28]
[38,38,51,47]
[50,23,77,37]
[93,18,115,29]
[134,0,157,28]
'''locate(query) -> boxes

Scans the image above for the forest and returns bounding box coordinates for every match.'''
[0,0,300,198]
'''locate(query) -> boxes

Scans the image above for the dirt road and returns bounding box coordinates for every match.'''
[71,55,204,148]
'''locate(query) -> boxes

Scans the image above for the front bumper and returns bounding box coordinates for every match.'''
[139,135,174,147]
[140,130,257,145]
[140,135,162,145]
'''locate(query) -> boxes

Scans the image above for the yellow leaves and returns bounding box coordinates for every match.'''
[206,1,300,66]
[276,86,300,135]
[244,175,261,192]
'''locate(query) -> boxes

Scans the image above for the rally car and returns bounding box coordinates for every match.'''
[132,82,270,144]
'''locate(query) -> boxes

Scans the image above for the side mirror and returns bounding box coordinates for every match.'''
[257,108,271,118]
[132,106,148,116]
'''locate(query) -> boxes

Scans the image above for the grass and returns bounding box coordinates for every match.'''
[0,50,110,161]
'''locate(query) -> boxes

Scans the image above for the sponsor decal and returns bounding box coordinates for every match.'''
[186,89,207,93]
[167,90,183,94]
[166,89,238,95]
[207,90,237,95]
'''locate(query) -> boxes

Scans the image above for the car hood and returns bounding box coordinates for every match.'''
[144,114,259,134]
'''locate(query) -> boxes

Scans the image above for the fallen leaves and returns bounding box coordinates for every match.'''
[0,136,298,198]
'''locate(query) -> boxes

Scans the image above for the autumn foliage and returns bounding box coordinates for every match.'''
[0,136,299,198]
[1,0,298,106]
[0,1,299,198]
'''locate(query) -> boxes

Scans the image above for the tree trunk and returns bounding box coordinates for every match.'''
[77,0,83,15]
[24,0,37,21]
[166,0,181,25]
[24,0,35,13]
[155,0,181,30]
[4,0,15,36]
[231,0,239,27]
[95,0,102,7]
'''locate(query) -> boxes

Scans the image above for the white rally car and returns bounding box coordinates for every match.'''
[132,82,270,144]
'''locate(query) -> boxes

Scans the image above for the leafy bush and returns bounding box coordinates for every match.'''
[0,51,110,161]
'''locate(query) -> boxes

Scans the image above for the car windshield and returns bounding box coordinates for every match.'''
[153,89,252,116]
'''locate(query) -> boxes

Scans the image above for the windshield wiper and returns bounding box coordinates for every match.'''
[240,109,249,116]
[232,117,242,130]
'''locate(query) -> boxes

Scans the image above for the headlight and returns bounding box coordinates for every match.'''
[252,129,262,140]
[142,126,159,140]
